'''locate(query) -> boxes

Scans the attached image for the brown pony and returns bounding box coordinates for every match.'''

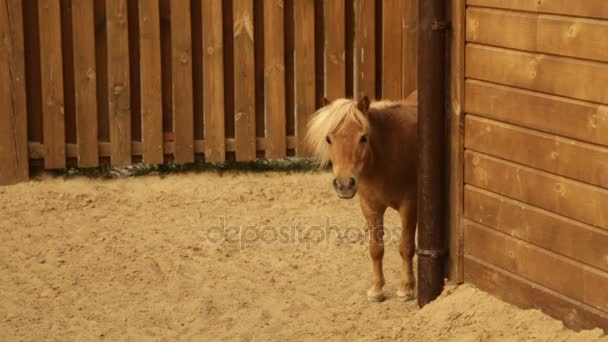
[307,91,418,302]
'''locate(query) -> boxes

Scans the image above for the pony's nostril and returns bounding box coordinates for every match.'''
[349,177,356,188]
[333,178,340,189]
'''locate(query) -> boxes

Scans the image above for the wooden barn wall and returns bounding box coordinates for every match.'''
[0,0,419,185]
[462,0,608,331]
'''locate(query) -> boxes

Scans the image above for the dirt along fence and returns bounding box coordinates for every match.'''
[0,0,418,185]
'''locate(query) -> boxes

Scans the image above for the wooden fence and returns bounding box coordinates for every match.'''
[459,0,608,331]
[0,0,418,185]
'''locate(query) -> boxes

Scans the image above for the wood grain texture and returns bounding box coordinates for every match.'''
[380,0,402,99]
[202,0,225,162]
[354,0,375,99]
[171,0,195,163]
[106,0,132,165]
[402,0,418,98]
[464,256,608,331]
[263,0,286,159]
[466,0,608,20]
[466,8,608,63]
[466,44,608,104]
[465,221,608,313]
[323,0,345,101]
[465,115,608,189]
[293,0,315,156]
[446,0,465,283]
[233,0,257,161]
[465,80,608,147]
[38,0,66,169]
[464,151,608,230]
[71,0,99,167]
[0,0,28,184]
[138,0,164,164]
[465,186,608,272]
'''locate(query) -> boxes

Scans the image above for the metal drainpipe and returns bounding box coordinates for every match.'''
[417,0,449,307]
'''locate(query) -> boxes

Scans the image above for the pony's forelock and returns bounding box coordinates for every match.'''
[305,99,370,167]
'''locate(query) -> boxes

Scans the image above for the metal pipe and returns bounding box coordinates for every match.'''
[417,0,448,307]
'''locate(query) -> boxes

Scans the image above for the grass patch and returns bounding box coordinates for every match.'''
[32,158,324,180]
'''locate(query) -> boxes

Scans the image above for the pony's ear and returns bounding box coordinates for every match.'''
[323,97,331,106]
[357,96,370,114]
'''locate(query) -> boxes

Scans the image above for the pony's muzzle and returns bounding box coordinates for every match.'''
[333,177,357,199]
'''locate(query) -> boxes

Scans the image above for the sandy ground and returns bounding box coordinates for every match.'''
[0,171,606,341]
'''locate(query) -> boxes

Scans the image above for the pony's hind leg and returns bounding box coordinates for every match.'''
[398,198,417,301]
[360,199,387,302]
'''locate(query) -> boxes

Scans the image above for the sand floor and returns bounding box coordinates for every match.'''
[0,172,606,341]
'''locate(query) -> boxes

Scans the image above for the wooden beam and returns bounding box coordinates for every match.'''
[446,0,465,283]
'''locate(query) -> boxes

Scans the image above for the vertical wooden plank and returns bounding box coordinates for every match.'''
[105,0,132,165]
[170,0,195,163]
[324,0,345,101]
[233,0,256,161]
[294,0,315,156]
[0,0,29,184]
[263,0,286,159]
[402,0,418,97]
[138,0,164,164]
[381,0,402,99]
[202,0,226,162]
[354,0,375,100]
[446,0,465,283]
[71,0,99,167]
[38,0,66,169]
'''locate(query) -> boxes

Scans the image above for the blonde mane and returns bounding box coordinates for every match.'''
[306,99,370,167]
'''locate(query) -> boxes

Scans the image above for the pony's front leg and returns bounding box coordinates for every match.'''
[361,199,387,302]
[398,198,417,301]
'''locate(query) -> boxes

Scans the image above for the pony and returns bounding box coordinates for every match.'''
[306,91,418,302]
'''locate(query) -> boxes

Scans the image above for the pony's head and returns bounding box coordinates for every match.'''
[306,96,372,199]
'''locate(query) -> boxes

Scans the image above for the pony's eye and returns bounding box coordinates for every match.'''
[360,135,368,144]
[326,136,332,144]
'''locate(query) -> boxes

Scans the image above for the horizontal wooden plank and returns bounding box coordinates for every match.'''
[465,80,608,147]
[466,0,608,20]
[465,115,608,188]
[464,256,608,331]
[465,220,608,313]
[466,8,608,62]
[464,151,608,230]
[28,137,298,159]
[466,44,608,104]
[465,186,608,272]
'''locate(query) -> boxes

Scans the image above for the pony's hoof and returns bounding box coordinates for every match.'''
[397,289,416,302]
[367,289,385,302]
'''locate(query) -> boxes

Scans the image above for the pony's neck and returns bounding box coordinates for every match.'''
[360,120,380,181]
